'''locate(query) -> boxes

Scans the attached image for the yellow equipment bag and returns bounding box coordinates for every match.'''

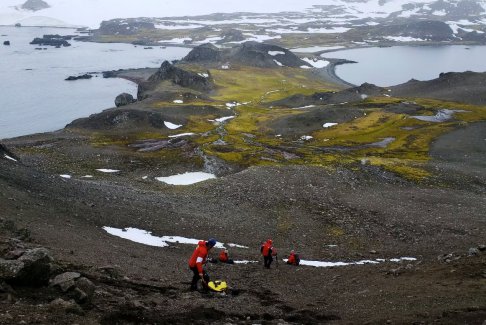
[207,280,227,292]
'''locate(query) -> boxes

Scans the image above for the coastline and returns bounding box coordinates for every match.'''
[318,58,357,88]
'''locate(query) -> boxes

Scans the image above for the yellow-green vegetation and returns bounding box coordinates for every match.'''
[210,66,339,103]
[88,61,486,181]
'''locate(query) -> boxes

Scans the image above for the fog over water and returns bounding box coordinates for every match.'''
[0,27,190,139]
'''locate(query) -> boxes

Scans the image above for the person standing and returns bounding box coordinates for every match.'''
[260,239,276,268]
[188,238,217,291]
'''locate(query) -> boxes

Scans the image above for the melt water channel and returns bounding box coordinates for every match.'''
[0,26,190,139]
[324,45,486,87]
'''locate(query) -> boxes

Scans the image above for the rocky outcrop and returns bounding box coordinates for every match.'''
[96,19,155,36]
[389,71,486,105]
[0,248,53,286]
[388,20,453,41]
[21,0,50,11]
[65,74,92,81]
[217,29,245,44]
[138,61,213,98]
[49,272,96,303]
[182,43,222,63]
[3,41,10,46]
[182,42,311,68]
[115,93,136,107]
[30,34,72,47]
[0,143,19,162]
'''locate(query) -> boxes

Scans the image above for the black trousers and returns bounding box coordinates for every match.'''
[190,267,209,289]
[263,255,273,268]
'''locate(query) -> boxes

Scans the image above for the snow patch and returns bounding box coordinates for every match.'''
[287,257,417,268]
[301,57,329,68]
[4,154,17,162]
[156,172,215,185]
[300,135,313,141]
[268,50,285,56]
[173,99,184,104]
[164,121,182,129]
[96,169,120,173]
[103,226,248,249]
[168,132,195,138]
[215,116,235,123]
[384,36,426,42]
[273,59,283,66]
[323,123,338,128]
[60,174,71,179]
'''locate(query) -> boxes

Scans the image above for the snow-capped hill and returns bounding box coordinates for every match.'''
[0,0,486,29]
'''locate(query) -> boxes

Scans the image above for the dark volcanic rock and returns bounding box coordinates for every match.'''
[115,93,136,107]
[66,108,168,130]
[0,143,19,161]
[139,60,213,97]
[96,19,155,36]
[390,71,486,105]
[65,74,92,81]
[217,29,246,44]
[182,43,222,63]
[30,34,72,47]
[0,248,53,286]
[21,0,50,11]
[3,40,10,46]
[361,20,454,41]
[182,41,310,68]
[228,41,310,68]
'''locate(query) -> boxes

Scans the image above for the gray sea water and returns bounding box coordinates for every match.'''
[0,26,190,139]
[324,45,486,87]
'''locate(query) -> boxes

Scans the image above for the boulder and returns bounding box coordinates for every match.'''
[468,247,480,256]
[3,41,10,46]
[0,248,53,286]
[115,93,136,107]
[50,272,81,292]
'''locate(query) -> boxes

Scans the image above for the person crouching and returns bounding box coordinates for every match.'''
[188,238,217,291]
[219,248,234,264]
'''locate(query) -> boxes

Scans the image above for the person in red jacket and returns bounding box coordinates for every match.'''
[260,239,277,268]
[188,238,217,291]
[218,248,234,264]
[287,250,300,266]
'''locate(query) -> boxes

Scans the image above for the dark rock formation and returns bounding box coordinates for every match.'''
[182,42,311,68]
[65,74,92,81]
[67,109,167,130]
[0,143,19,161]
[182,43,222,63]
[217,29,245,44]
[0,248,53,286]
[96,19,155,36]
[381,20,454,41]
[3,41,10,46]
[21,0,50,11]
[115,93,136,107]
[138,60,213,98]
[389,71,486,105]
[30,34,72,47]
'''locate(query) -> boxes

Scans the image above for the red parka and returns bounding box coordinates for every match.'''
[219,250,228,263]
[287,252,297,265]
[188,240,209,273]
[261,239,275,257]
